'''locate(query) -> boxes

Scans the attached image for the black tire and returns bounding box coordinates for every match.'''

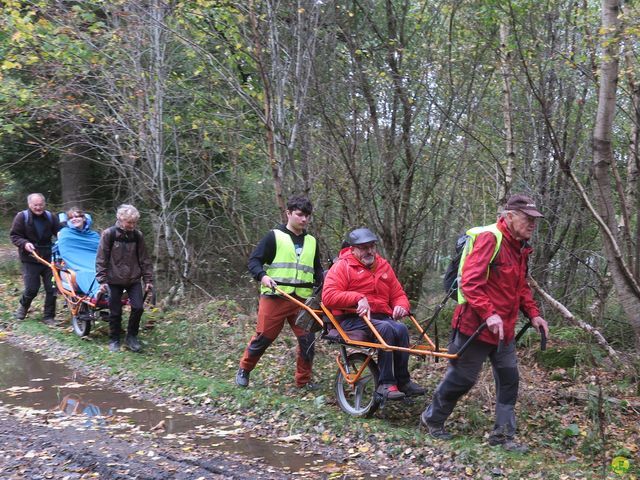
[71,303,92,337]
[335,352,380,417]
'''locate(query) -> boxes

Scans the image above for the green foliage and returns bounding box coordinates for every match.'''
[563,423,581,437]
[536,346,578,369]
[600,307,638,350]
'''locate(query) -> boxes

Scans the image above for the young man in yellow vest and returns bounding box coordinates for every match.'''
[236,196,324,389]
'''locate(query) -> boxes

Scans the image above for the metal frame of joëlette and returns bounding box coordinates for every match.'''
[274,286,488,362]
[30,250,100,317]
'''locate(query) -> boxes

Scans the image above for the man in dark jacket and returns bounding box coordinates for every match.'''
[421,194,549,453]
[96,204,153,353]
[10,193,62,325]
[322,228,425,400]
[235,196,323,390]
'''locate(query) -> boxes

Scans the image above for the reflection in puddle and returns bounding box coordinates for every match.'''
[0,341,332,473]
[58,393,111,428]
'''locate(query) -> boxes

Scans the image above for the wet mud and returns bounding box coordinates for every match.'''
[0,340,352,479]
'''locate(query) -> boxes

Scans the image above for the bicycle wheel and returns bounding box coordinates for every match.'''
[71,302,92,337]
[335,352,380,417]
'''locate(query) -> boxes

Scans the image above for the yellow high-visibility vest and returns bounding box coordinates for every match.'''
[261,230,316,298]
[457,223,503,304]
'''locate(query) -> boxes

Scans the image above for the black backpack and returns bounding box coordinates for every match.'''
[442,233,469,299]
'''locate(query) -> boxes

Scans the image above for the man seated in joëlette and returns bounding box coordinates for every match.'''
[322,227,425,400]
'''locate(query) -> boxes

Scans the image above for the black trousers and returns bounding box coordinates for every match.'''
[20,261,56,318]
[423,333,519,436]
[108,282,144,341]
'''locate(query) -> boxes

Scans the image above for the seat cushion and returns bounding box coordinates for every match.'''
[325,327,372,343]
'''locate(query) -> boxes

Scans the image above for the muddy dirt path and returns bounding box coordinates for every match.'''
[0,339,347,479]
[0,402,280,479]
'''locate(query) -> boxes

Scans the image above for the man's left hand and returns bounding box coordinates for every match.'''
[356,297,370,317]
[392,306,408,320]
[531,316,549,338]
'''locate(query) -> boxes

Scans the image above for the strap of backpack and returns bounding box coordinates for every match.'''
[105,226,117,250]
[106,226,139,250]
[22,209,53,223]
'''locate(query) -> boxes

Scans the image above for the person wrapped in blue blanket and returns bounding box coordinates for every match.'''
[55,207,101,298]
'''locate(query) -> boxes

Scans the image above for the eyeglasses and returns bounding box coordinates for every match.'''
[354,243,377,251]
[69,214,85,219]
[514,212,536,223]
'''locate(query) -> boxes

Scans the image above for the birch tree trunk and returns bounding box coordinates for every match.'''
[247,0,321,219]
[592,0,640,347]
[498,22,514,205]
[623,49,640,280]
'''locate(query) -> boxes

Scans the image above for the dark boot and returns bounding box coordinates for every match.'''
[420,411,452,440]
[125,335,142,352]
[398,380,426,397]
[14,303,28,320]
[488,426,528,453]
[235,368,250,387]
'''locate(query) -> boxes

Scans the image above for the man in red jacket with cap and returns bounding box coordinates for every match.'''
[421,194,549,453]
[322,227,425,400]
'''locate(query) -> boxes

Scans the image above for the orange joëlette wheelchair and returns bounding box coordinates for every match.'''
[280,286,546,417]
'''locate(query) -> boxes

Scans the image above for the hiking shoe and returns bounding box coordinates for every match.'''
[235,368,250,387]
[14,304,27,320]
[398,380,426,397]
[109,341,121,353]
[420,411,452,440]
[42,317,57,326]
[125,335,142,352]
[375,383,405,400]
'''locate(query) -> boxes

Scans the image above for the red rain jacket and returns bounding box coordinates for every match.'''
[322,248,410,318]
[454,217,541,345]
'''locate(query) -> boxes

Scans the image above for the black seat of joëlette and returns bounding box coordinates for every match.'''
[324,327,372,343]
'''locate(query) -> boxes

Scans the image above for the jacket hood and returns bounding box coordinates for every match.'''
[61,212,94,233]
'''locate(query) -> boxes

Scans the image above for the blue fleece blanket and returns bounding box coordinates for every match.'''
[56,225,101,298]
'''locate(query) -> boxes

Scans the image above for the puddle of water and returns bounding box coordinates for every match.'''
[0,341,332,472]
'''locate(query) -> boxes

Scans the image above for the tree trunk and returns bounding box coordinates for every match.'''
[498,21,514,205]
[59,143,92,210]
[624,49,640,280]
[592,0,640,347]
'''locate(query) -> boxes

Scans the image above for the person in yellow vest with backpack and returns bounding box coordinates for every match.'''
[235,196,324,390]
[421,194,549,453]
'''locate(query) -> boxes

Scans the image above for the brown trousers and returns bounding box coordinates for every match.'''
[239,295,314,387]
